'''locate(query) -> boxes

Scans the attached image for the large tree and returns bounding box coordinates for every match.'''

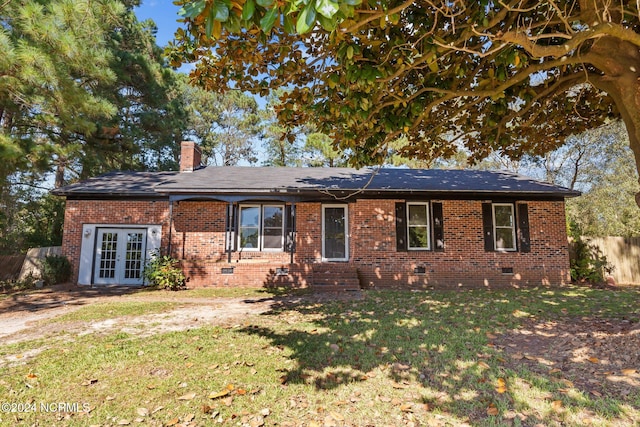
[169,1,640,199]
[0,0,125,187]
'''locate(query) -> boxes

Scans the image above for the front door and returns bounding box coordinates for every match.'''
[322,205,348,261]
[94,229,147,285]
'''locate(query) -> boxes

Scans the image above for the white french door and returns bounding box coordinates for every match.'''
[322,205,349,261]
[94,228,147,285]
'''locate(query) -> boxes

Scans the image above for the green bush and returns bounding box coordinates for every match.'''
[41,255,72,285]
[143,252,186,291]
[570,237,614,284]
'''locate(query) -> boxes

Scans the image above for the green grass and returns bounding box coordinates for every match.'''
[1,285,638,426]
[125,285,311,299]
[49,301,178,323]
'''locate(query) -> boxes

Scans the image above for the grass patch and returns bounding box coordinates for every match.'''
[49,301,178,323]
[126,286,310,300]
[1,285,638,426]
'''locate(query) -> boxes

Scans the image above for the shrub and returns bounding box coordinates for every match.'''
[143,252,186,291]
[570,237,614,284]
[41,255,72,286]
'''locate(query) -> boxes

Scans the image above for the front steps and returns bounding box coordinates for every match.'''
[311,263,361,292]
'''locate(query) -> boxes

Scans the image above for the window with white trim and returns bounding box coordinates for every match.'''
[238,204,284,251]
[492,203,516,251]
[407,202,431,250]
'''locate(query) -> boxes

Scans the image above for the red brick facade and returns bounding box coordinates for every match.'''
[61,197,570,289]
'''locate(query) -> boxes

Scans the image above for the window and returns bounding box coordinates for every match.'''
[492,203,516,251]
[407,203,430,250]
[395,201,444,252]
[238,205,284,251]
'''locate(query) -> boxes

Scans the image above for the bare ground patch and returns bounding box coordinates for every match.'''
[496,316,640,401]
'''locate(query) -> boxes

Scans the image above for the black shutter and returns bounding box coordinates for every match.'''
[432,202,444,252]
[517,203,531,253]
[285,204,295,252]
[482,203,494,252]
[395,202,407,251]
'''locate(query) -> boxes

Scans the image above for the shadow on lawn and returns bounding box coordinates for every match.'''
[240,288,639,425]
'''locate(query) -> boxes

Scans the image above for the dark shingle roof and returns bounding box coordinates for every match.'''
[53,167,580,199]
[52,171,177,197]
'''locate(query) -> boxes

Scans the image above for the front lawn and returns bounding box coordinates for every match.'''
[1,285,638,426]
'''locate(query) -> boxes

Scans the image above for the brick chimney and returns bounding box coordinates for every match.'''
[180,141,202,172]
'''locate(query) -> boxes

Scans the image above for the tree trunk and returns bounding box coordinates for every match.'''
[587,37,640,207]
[54,161,66,189]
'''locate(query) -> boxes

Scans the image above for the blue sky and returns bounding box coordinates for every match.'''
[134,1,184,47]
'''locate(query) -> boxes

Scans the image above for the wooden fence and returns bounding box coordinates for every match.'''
[582,237,640,284]
[0,255,26,280]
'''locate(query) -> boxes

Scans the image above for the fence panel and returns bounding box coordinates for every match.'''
[586,237,640,284]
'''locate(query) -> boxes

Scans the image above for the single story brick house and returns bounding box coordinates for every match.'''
[53,141,579,290]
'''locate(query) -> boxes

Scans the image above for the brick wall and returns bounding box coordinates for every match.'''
[61,199,171,283]
[350,199,570,289]
[62,197,570,288]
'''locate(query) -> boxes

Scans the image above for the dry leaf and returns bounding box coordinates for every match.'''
[588,357,599,364]
[477,361,490,369]
[151,406,164,414]
[223,396,233,406]
[81,378,98,386]
[136,408,149,417]
[185,413,195,422]
[552,400,563,411]
[486,332,498,340]
[549,368,562,374]
[400,404,413,412]
[209,389,230,399]
[177,392,196,401]
[237,389,247,396]
[495,378,507,394]
[165,418,179,426]
[117,420,130,425]
[622,369,637,376]
[26,373,37,379]
[185,362,194,368]
[590,390,603,397]
[202,405,213,414]
[105,396,115,401]
[560,379,574,388]
[487,404,499,416]
[260,408,270,416]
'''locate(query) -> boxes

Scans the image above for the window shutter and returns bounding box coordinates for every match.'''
[285,204,295,252]
[482,203,494,252]
[432,202,444,252]
[395,202,407,251]
[517,203,531,253]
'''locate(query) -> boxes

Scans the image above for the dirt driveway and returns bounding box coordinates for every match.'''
[0,284,287,346]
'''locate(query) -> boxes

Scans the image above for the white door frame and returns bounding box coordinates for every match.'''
[322,204,349,262]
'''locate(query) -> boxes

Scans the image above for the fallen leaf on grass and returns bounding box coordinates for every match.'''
[588,357,600,364]
[477,361,490,369]
[117,420,130,425]
[177,392,196,401]
[487,404,499,416]
[151,406,164,414]
[590,390,603,397]
[622,369,637,376]
[26,373,37,379]
[549,368,562,374]
[81,378,98,386]
[486,332,498,340]
[165,418,179,426]
[552,400,563,411]
[495,378,507,394]
[185,413,195,422]
[136,408,149,417]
